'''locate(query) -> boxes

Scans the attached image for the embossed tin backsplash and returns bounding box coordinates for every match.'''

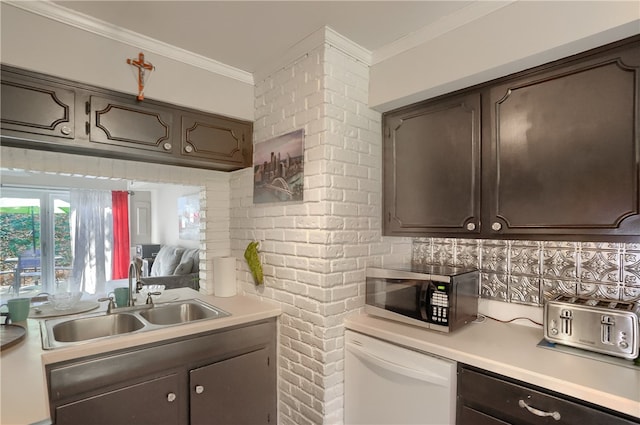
[412,239,640,306]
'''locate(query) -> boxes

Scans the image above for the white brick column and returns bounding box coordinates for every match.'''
[230,30,411,425]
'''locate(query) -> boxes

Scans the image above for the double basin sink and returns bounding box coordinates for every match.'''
[40,298,230,349]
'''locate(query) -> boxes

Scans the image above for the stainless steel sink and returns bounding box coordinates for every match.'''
[41,299,230,349]
[139,300,227,325]
[52,313,145,342]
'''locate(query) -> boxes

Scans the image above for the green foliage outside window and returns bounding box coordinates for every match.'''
[0,212,71,286]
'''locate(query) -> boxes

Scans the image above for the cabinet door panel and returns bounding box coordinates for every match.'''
[180,112,251,166]
[384,92,481,235]
[489,44,640,236]
[1,77,74,140]
[190,347,275,425]
[55,373,180,425]
[89,95,173,152]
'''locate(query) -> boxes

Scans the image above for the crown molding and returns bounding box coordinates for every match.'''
[4,0,254,85]
[253,26,372,84]
[325,26,372,65]
[372,1,516,64]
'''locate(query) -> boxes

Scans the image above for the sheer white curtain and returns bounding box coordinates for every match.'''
[70,189,113,294]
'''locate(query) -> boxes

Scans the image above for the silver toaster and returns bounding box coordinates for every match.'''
[544,295,640,360]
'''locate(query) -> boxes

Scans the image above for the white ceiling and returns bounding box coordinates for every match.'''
[53,1,480,74]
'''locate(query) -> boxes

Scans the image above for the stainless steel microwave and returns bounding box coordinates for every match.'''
[365,265,479,333]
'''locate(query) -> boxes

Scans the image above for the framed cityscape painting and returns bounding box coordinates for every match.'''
[253,129,304,204]
[178,193,200,240]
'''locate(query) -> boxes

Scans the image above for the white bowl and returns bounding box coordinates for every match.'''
[140,285,165,296]
[49,292,82,310]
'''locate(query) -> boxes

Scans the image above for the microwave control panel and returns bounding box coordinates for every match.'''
[429,284,449,325]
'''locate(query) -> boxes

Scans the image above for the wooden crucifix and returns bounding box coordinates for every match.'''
[126,52,154,101]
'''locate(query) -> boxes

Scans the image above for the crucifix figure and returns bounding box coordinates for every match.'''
[127,52,154,101]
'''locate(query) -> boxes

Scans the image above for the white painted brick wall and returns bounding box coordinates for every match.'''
[230,39,411,424]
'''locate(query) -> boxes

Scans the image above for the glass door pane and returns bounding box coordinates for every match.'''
[53,196,72,291]
[0,196,42,297]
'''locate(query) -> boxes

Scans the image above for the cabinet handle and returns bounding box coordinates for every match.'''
[167,392,176,402]
[518,399,561,421]
[466,222,476,231]
[163,142,172,151]
[195,385,204,394]
[491,222,502,231]
[184,145,194,153]
[60,125,72,135]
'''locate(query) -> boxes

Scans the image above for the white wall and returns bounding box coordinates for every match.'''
[126,183,203,249]
[0,3,254,120]
[370,1,640,111]
[153,185,202,249]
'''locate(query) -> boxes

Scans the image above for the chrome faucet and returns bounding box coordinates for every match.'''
[128,261,138,307]
[97,262,153,314]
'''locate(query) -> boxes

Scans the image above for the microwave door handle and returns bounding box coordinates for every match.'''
[420,282,430,321]
[346,342,449,387]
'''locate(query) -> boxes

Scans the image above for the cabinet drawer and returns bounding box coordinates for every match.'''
[458,366,637,425]
[458,405,509,425]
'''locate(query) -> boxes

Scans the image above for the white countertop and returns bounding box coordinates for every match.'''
[0,288,281,425]
[345,313,640,420]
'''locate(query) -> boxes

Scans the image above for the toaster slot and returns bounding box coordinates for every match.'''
[601,315,614,344]
[560,309,572,335]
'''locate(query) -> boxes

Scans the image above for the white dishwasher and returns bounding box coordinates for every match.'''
[345,330,457,425]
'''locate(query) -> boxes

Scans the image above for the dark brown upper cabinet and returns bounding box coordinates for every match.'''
[1,71,75,143]
[383,35,640,241]
[383,92,481,235]
[486,40,639,239]
[180,111,250,167]
[1,65,253,172]
[89,94,174,155]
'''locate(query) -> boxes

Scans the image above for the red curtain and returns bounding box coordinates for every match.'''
[112,191,130,279]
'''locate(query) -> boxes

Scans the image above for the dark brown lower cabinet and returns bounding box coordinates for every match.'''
[55,373,181,425]
[47,319,276,425]
[457,364,639,425]
[190,347,274,425]
[458,405,509,425]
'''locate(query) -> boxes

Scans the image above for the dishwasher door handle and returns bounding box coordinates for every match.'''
[347,343,449,387]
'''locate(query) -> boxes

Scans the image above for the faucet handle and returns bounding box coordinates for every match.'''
[98,297,116,314]
[145,292,162,305]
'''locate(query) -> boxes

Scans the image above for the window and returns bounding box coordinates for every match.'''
[0,187,71,297]
[0,187,130,300]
